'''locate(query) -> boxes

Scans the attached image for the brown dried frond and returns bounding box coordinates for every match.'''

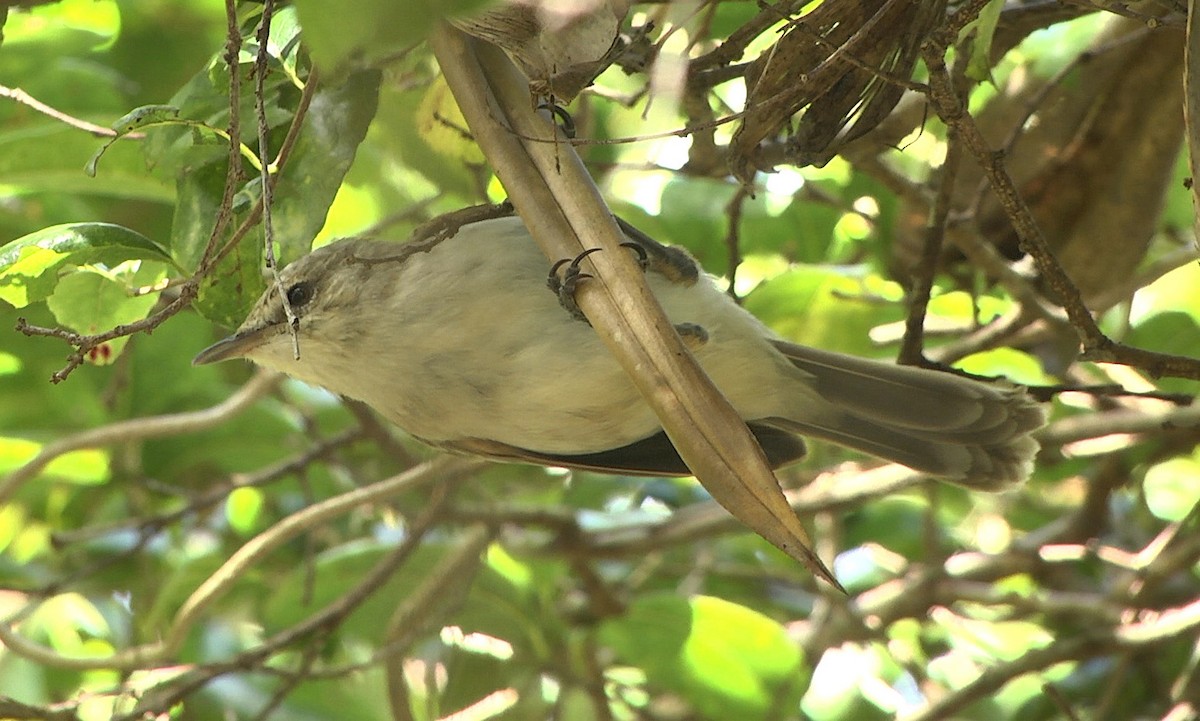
[731,0,946,178]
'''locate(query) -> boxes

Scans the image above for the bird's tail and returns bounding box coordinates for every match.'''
[769,341,1046,489]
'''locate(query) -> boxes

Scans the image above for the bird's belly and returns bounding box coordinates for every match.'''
[375,323,661,453]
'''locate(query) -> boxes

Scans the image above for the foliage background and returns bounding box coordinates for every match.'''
[2,1,1200,720]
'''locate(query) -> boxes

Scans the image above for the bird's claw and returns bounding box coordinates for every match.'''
[536,101,576,139]
[547,244,651,323]
[547,247,601,322]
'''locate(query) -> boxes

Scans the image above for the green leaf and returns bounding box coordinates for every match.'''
[0,224,172,308]
[955,347,1047,385]
[0,122,176,202]
[42,268,160,365]
[292,0,489,80]
[259,5,306,88]
[1125,312,1200,395]
[374,82,480,202]
[168,149,266,327]
[86,105,181,176]
[744,266,904,357]
[271,68,381,265]
[225,486,266,535]
[194,242,268,329]
[600,594,809,721]
[46,269,158,331]
[112,104,182,134]
[0,437,109,485]
[962,0,1004,82]
[162,66,379,325]
[844,496,928,561]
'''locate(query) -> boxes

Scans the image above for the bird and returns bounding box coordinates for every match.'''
[194,211,1045,488]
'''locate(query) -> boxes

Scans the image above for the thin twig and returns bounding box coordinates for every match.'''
[0,84,135,137]
[897,124,961,365]
[253,0,301,361]
[722,184,751,299]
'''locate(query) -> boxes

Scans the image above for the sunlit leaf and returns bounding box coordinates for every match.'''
[600,594,809,721]
[46,269,153,327]
[226,486,265,535]
[0,223,172,308]
[1144,456,1200,522]
[801,644,900,721]
[416,76,485,165]
[955,347,1047,385]
[745,266,904,357]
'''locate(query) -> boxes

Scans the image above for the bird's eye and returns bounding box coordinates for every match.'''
[285,281,314,308]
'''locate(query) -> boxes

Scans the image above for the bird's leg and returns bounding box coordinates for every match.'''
[547,246,710,349]
[547,243,651,321]
[548,247,601,322]
[613,218,700,286]
[674,322,709,350]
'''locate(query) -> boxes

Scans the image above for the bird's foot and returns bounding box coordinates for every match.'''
[674,322,709,350]
[547,243,652,323]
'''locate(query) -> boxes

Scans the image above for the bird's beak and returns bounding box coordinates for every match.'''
[192,323,275,365]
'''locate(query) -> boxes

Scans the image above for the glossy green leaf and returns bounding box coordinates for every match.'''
[0,224,172,308]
